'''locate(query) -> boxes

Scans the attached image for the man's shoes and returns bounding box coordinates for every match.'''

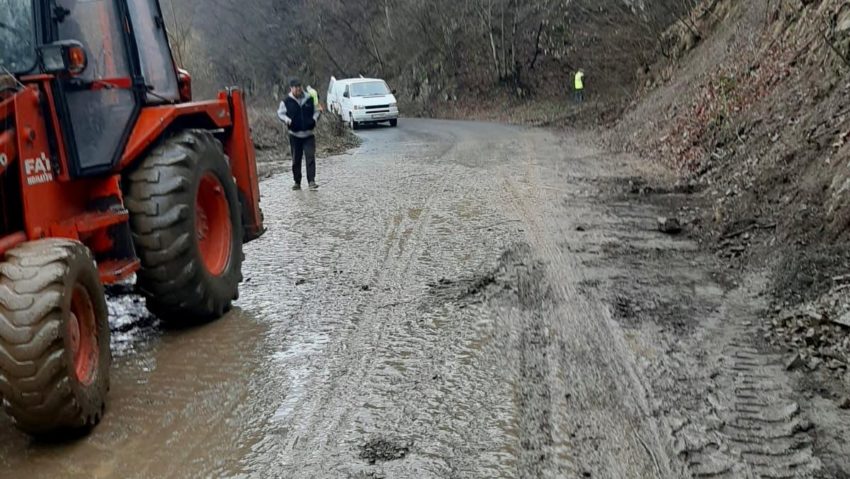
[308,182,319,190]
[292,183,302,190]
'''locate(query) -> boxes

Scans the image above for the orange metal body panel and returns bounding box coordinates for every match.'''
[120,91,264,241]
[39,80,73,182]
[2,82,138,283]
[221,90,263,240]
[0,129,16,177]
[119,100,231,170]
[97,259,141,284]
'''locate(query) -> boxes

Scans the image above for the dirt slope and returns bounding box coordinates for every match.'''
[611,1,850,474]
[618,0,850,246]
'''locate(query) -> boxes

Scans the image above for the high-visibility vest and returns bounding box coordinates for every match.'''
[574,72,584,90]
[307,86,319,106]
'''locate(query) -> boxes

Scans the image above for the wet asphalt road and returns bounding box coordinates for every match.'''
[0,119,704,478]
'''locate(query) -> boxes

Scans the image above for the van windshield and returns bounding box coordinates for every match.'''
[351,81,390,97]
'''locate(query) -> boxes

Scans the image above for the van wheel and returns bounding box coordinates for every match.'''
[349,114,358,131]
[389,119,398,128]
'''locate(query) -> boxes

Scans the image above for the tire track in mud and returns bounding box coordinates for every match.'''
[493,133,675,478]
[673,288,820,479]
[332,138,523,477]
[580,186,822,479]
[497,173,561,478]
[327,128,524,478]
[241,121,532,478]
[497,251,558,479]
[260,135,457,462]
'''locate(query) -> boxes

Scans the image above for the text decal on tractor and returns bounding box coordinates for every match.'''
[0,0,265,436]
[23,152,54,186]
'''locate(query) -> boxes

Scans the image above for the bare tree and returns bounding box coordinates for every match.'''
[161,0,704,104]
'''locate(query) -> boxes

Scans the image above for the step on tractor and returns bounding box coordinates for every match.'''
[0,0,265,435]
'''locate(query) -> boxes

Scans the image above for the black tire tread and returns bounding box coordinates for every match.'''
[126,129,244,322]
[0,240,107,434]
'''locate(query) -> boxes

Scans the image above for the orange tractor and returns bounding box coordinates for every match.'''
[0,0,264,435]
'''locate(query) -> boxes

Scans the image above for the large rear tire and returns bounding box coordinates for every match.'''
[0,239,110,436]
[125,129,244,324]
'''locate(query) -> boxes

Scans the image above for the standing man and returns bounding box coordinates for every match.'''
[278,78,321,190]
[574,69,585,104]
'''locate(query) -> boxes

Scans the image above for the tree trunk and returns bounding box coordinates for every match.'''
[500,1,506,79]
[385,0,393,39]
[484,0,500,80]
[510,0,518,77]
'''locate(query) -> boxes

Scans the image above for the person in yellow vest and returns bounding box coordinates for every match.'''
[574,69,585,104]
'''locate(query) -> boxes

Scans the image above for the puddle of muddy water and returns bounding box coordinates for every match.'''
[0,305,270,479]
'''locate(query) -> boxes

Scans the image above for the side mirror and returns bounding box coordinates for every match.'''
[40,40,87,76]
[392,89,397,95]
[343,91,349,98]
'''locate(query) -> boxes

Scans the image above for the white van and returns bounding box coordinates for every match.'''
[327,76,399,129]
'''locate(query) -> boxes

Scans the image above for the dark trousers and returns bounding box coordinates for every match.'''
[574,90,584,104]
[290,135,316,184]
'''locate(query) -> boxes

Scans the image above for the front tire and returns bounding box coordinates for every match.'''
[125,129,244,324]
[389,119,398,127]
[349,114,359,131]
[0,239,110,436]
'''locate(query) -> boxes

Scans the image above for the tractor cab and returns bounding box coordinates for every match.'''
[3,0,184,177]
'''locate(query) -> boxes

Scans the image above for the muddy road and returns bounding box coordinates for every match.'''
[0,119,836,478]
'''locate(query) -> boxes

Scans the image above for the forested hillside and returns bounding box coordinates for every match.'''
[161,0,699,116]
